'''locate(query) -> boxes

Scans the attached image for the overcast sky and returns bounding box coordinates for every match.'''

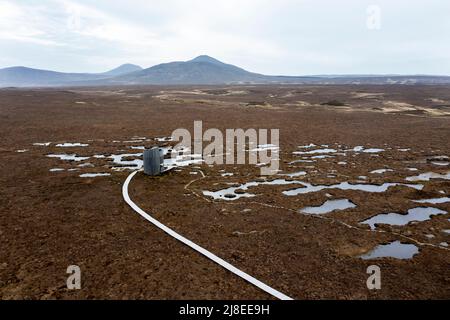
[1,0,449,75]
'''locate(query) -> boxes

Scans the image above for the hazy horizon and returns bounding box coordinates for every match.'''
[3,57,450,78]
[1,0,449,76]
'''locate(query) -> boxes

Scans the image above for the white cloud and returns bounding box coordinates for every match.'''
[0,0,449,74]
[59,0,160,48]
[0,1,66,46]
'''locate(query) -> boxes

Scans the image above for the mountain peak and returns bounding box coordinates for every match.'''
[103,63,142,76]
[190,55,223,64]
[119,63,139,68]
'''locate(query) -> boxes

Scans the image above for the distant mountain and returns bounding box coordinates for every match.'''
[0,67,101,87]
[1,56,450,87]
[102,64,143,76]
[0,63,142,87]
[190,55,227,65]
[111,55,269,85]
[105,56,450,85]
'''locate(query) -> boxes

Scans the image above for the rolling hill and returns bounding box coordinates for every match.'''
[1,56,450,87]
[0,64,143,87]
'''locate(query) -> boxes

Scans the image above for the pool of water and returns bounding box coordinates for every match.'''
[109,153,143,170]
[33,142,51,146]
[80,173,111,178]
[282,171,307,178]
[299,199,356,215]
[47,154,90,162]
[346,146,385,153]
[359,241,419,260]
[363,148,385,153]
[221,173,234,177]
[289,159,315,164]
[406,171,450,181]
[370,169,394,174]
[78,162,94,168]
[432,162,450,166]
[203,179,303,201]
[298,143,316,149]
[202,182,261,201]
[294,148,338,155]
[203,177,424,201]
[283,182,423,196]
[413,197,450,204]
[155,137,174,142]
[56,143,89,147]
[361,207,447,230]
